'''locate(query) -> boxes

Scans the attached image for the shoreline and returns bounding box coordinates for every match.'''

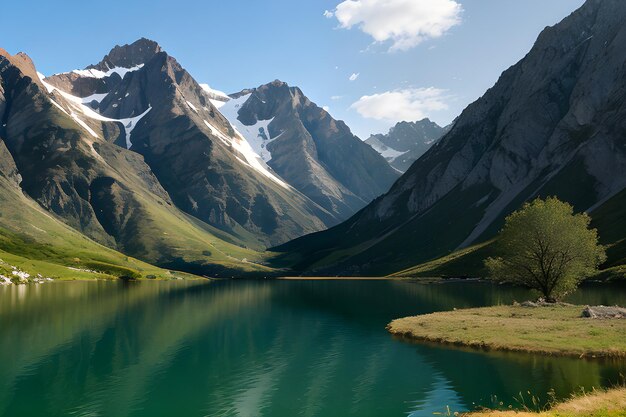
[461,388,626,417]
[387,304,626,359]
[276,276,482,282]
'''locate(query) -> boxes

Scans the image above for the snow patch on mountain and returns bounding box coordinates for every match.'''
[218,94,279,163]
[119,108,152,149]
[81,93,108,104]
[200,84,229,99]
[210,99,227,109]
[186,100,198,113]
[366,136,406,161]
[200,84,229,109]
[203,120,231,146]
[38,72,150,149]
[71,64,144,79]
[70,113,99,138]
[201,114,288,189]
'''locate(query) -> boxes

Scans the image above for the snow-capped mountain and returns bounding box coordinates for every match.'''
[365,119,448,172]
[0,45,272,276]
[41,39,351,249]
[0,37,401,277]
[214,80,400,220]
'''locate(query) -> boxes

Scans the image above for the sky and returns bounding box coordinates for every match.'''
[3,0,585,139]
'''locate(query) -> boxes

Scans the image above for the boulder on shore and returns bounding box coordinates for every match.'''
[582,306,626,319]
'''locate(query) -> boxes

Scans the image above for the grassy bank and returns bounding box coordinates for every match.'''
[389,239,625,283]
[462,388,626,417]
[387,305,626,358]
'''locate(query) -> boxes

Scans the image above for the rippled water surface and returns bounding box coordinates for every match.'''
[0,279,624,417]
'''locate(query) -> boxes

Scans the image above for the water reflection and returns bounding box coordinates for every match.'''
[0,280,624,417]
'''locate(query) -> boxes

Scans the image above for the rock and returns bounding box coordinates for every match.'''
[520,301,539,307]
[582,305,626,319]
[519,299,574,308]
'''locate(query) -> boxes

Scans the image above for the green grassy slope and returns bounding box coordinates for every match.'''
[590,188,626,267]
[0,175,192,280]
[390,189,626,280]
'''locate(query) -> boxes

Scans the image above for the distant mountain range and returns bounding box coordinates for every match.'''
[365,119,449,172]
[2,0,625,280]
[0,39,395,276]
[273,0,626,278]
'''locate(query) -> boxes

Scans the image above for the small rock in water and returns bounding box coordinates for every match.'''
[582,305,626,319]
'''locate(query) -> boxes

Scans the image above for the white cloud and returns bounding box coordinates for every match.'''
[330,95,343,100]
[349,72,360,81]
[323,10,334,18]
[332,0,462,51]
[323,105,330,112]
[350,87,449,121]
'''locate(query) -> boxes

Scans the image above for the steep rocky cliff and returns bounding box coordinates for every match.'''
[275,0,626,276]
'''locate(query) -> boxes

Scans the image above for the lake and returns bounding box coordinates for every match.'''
[0,279,624,417]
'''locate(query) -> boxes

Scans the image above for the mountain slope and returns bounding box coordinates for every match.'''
[215,81,400,221]
[365,119,447,172]
[273,0,626,276]
[0,70,187,280]
[0,47,273,277]
[44,39,336,249]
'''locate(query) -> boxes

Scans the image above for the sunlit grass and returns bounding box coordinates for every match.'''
[461,387,626,417]
[387,305,626,358]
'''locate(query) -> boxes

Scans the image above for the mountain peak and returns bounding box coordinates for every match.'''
[269,79,287,87]
[88,38,163,71]
[0,49,41,87]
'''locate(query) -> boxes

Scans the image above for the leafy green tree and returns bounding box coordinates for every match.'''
[485,197,606,301]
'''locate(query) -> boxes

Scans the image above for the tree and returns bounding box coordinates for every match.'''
[485,197,606,302]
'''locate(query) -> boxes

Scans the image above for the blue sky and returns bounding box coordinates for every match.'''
[4,0,584,138]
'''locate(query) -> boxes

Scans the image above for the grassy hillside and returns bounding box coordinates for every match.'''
[590,188,626,268]
[390,190,626,281]
[0,179,178,280]
[390,241,494,278]
[0,173,274,280]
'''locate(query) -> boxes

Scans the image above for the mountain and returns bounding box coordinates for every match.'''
[44,38,338,249]
[1,38,398,277]
[0,49,203,280]
[214,81,400,220]
[365,119,448,172]
[273,0,626,277]
[0,45,277,277]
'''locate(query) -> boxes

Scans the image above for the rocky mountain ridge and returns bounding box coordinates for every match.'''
[365,119,448,172]
[0,37,400,276]
[274,0,626,276]
[215,80,400,220]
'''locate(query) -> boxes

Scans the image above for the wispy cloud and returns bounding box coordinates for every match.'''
[349,72,360,81]
[350,87,449,121]
[330,95,343,100]
[330,0,462,52]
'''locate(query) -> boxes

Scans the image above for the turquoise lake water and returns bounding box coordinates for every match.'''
[0,280,624,417]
